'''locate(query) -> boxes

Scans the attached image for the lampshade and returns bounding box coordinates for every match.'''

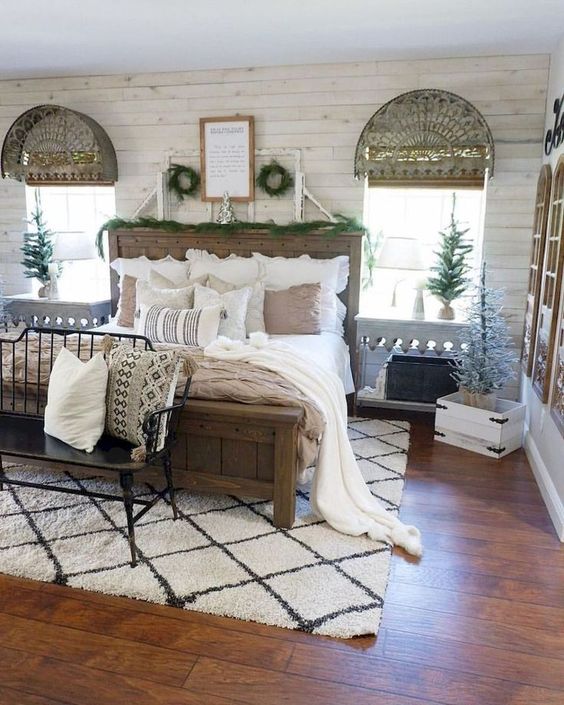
[52,232,98,261]
[377,237,426,271]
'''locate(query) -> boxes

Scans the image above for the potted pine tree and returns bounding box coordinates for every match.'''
[20,189,57,298]
[427,194,473,320]
[434,265,524,458]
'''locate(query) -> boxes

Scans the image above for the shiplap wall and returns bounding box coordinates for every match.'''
[0,54,549,382]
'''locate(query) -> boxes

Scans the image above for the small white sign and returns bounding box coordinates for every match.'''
[200,116,254,201]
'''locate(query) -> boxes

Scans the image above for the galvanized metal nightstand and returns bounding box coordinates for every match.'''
[3,294,111,329]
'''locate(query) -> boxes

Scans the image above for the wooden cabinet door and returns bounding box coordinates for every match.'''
[521,165,552,376]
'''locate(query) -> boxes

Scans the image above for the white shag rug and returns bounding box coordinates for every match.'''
[0,418,409,638]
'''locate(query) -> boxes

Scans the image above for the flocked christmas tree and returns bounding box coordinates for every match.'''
[427,193,473,320]
[453,264,517,409]
[216,191,237,224]
[20,189,56,295]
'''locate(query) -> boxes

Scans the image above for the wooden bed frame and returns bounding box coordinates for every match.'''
[108,227,363,527]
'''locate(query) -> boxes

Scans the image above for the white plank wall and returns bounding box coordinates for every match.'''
[0,54,549,397]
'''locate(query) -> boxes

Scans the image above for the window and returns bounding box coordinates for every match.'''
[361,186,485,319]
[25,185,115,300]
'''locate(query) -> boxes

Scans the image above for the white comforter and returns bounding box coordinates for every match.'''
[205,333,422,556]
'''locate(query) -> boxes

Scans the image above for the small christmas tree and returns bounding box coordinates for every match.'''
[21,189,56,293]
[216,192,237,224]
[427,193,473,319]
[453,264,517,408]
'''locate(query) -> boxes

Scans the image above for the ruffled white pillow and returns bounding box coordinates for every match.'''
[186,249,259,285]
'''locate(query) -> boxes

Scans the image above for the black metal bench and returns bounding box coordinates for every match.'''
[0,327,192,567]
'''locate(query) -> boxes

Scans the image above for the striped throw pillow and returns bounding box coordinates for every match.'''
[139,303,222,347]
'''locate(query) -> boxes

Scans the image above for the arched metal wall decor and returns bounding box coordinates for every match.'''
[1,105,118,185]
[354,89,494,187]
[521,164,553,376]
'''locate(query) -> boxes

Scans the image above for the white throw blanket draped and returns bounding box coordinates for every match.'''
[205,333,422,557]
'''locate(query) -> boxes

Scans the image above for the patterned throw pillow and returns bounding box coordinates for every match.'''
[105,344,182,455]
[193,284,252,341]
[139,303,223,347]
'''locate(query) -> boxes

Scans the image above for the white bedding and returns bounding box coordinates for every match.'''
[93,321,355,394]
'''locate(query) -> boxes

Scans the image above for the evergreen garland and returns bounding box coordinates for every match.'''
[20,189,56,286]
[167,164,200,200]
[256,160,293,197]
[453,264,517,395]
[427,194,473,305]
[95,214,364,259]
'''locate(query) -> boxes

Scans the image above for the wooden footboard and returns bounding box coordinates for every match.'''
[171,400,303,528]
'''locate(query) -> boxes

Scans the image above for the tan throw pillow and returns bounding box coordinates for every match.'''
[264,283,322,335]
[207,273,265,334]
[116,274,137,328]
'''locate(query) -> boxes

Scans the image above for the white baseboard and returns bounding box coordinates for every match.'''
[524,429,564,541]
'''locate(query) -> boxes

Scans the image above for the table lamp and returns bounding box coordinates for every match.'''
[376,236,426,318]
[50,232,98,300]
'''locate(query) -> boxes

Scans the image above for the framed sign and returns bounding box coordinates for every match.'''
[200,115,255,201]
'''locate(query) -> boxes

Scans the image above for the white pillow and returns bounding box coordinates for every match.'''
[253,252,343,291]
[44,348,108,453]
[193,284,252,341]
[135,280,196,331]
[111,255,189,287]
[139,303,223,347]
[186,249,259,286]
[207,273,265,334]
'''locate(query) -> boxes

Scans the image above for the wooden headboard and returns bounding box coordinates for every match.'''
[108,227,363,371]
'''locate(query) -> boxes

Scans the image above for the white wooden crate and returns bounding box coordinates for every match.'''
[434,392,525,459]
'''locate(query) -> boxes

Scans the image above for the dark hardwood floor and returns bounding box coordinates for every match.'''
[0,415,562,704]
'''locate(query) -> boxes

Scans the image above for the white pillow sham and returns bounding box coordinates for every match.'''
[207,273,265,335]
[139,303,223,347]
[193,283,252,341]
[44,348,108,453]
[252,252,348,293]
[186,249,259,286]
[111,254,189,287]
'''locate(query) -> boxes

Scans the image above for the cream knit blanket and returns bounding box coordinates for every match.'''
[205,332,422,557]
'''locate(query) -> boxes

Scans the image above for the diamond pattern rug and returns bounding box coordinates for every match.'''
[0,418,409,638]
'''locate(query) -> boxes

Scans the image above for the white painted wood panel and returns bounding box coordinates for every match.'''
[0,55,548,376]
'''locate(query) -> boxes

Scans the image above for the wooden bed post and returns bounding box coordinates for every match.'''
[273,424,298,528]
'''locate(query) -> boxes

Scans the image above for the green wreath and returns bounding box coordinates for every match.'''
[256,160,293,197]
[167,164,200,200]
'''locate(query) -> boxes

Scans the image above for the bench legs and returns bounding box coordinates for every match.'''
[163,453,178,520]
[119,471,137,568]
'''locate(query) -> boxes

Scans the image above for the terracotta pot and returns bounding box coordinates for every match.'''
[460,388,497,411]
[437,301,455,320]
